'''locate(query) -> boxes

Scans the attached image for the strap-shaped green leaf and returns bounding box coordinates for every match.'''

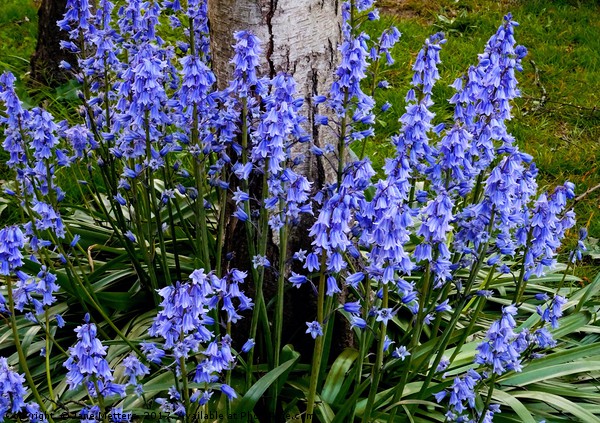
[231,354,299,420]
[512,391,600,423]
[492,390,537,423]
[321,348,359,404]
[501,361,600,387]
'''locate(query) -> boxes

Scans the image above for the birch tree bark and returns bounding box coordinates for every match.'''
[209,0,341,178]
[209,1,353,359]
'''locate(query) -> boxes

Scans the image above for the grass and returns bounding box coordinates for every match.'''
[362,0,600,277]
[0,0,38,181]
[0,0,37,74]
[0,0,598,276]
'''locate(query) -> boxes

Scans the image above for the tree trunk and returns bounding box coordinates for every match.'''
[31,0,73,86]
[209,0,340,178]
[209,1,353,359]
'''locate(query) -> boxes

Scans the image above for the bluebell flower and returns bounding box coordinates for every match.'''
[124,230,137,243]
[241,339,255,353]
[350,316,367,329]
[435,299,452,313]
[252,255,270,269]
[121,354,149,389]
[436,357,450,372]
[343,301,361,314]
[293,249,307,262]
[376,308,394,325]
[382,335,395,352]
[221,384,237,400]
[54,314,65,328]
[306,321,323,339]
[392,346,410,360]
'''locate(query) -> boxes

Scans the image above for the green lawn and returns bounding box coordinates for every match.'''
[0,0,37,76]
[0,0,38,180]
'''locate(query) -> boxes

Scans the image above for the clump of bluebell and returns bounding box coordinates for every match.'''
[0,0,588,422]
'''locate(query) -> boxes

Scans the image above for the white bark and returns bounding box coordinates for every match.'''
[208,0,342,179]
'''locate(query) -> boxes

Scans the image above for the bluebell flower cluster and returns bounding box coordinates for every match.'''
[251,73,312,231]
[64,314,126,398]
[396,33,445,175]
[0,357,28,421]
[330,33,375,125]
[520,183,576,280]
[0,73,67,202]
[371,27,402,65]
[121,354,149,394]
[148,268,251,408]
[435,368,481,417]
[571,227,588,263]
[0,360,48,422]
[13,267,59,317]
[229,31,264,99]
[0,226,24,276]
[474,304,528,374]
[537,295,567,329]
[150,268,245,354]
[450,14,528,181]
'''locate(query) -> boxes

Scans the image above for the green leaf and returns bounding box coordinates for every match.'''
[321,348,359,404]
[550,310,592,339]
[511,391,600,423]
[505,342,600,374]
[491,390,537,423]
[500,361,600,387]
[231,355,299,420]
[95,291,150,312]
[573,271,600,311]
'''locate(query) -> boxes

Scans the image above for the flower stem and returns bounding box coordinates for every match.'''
[44,309,55,408]
[271,216,289,413]
[363,283,389,422]
[306,253,328,417]
[6,276,55,423]
[180,356,191,423]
